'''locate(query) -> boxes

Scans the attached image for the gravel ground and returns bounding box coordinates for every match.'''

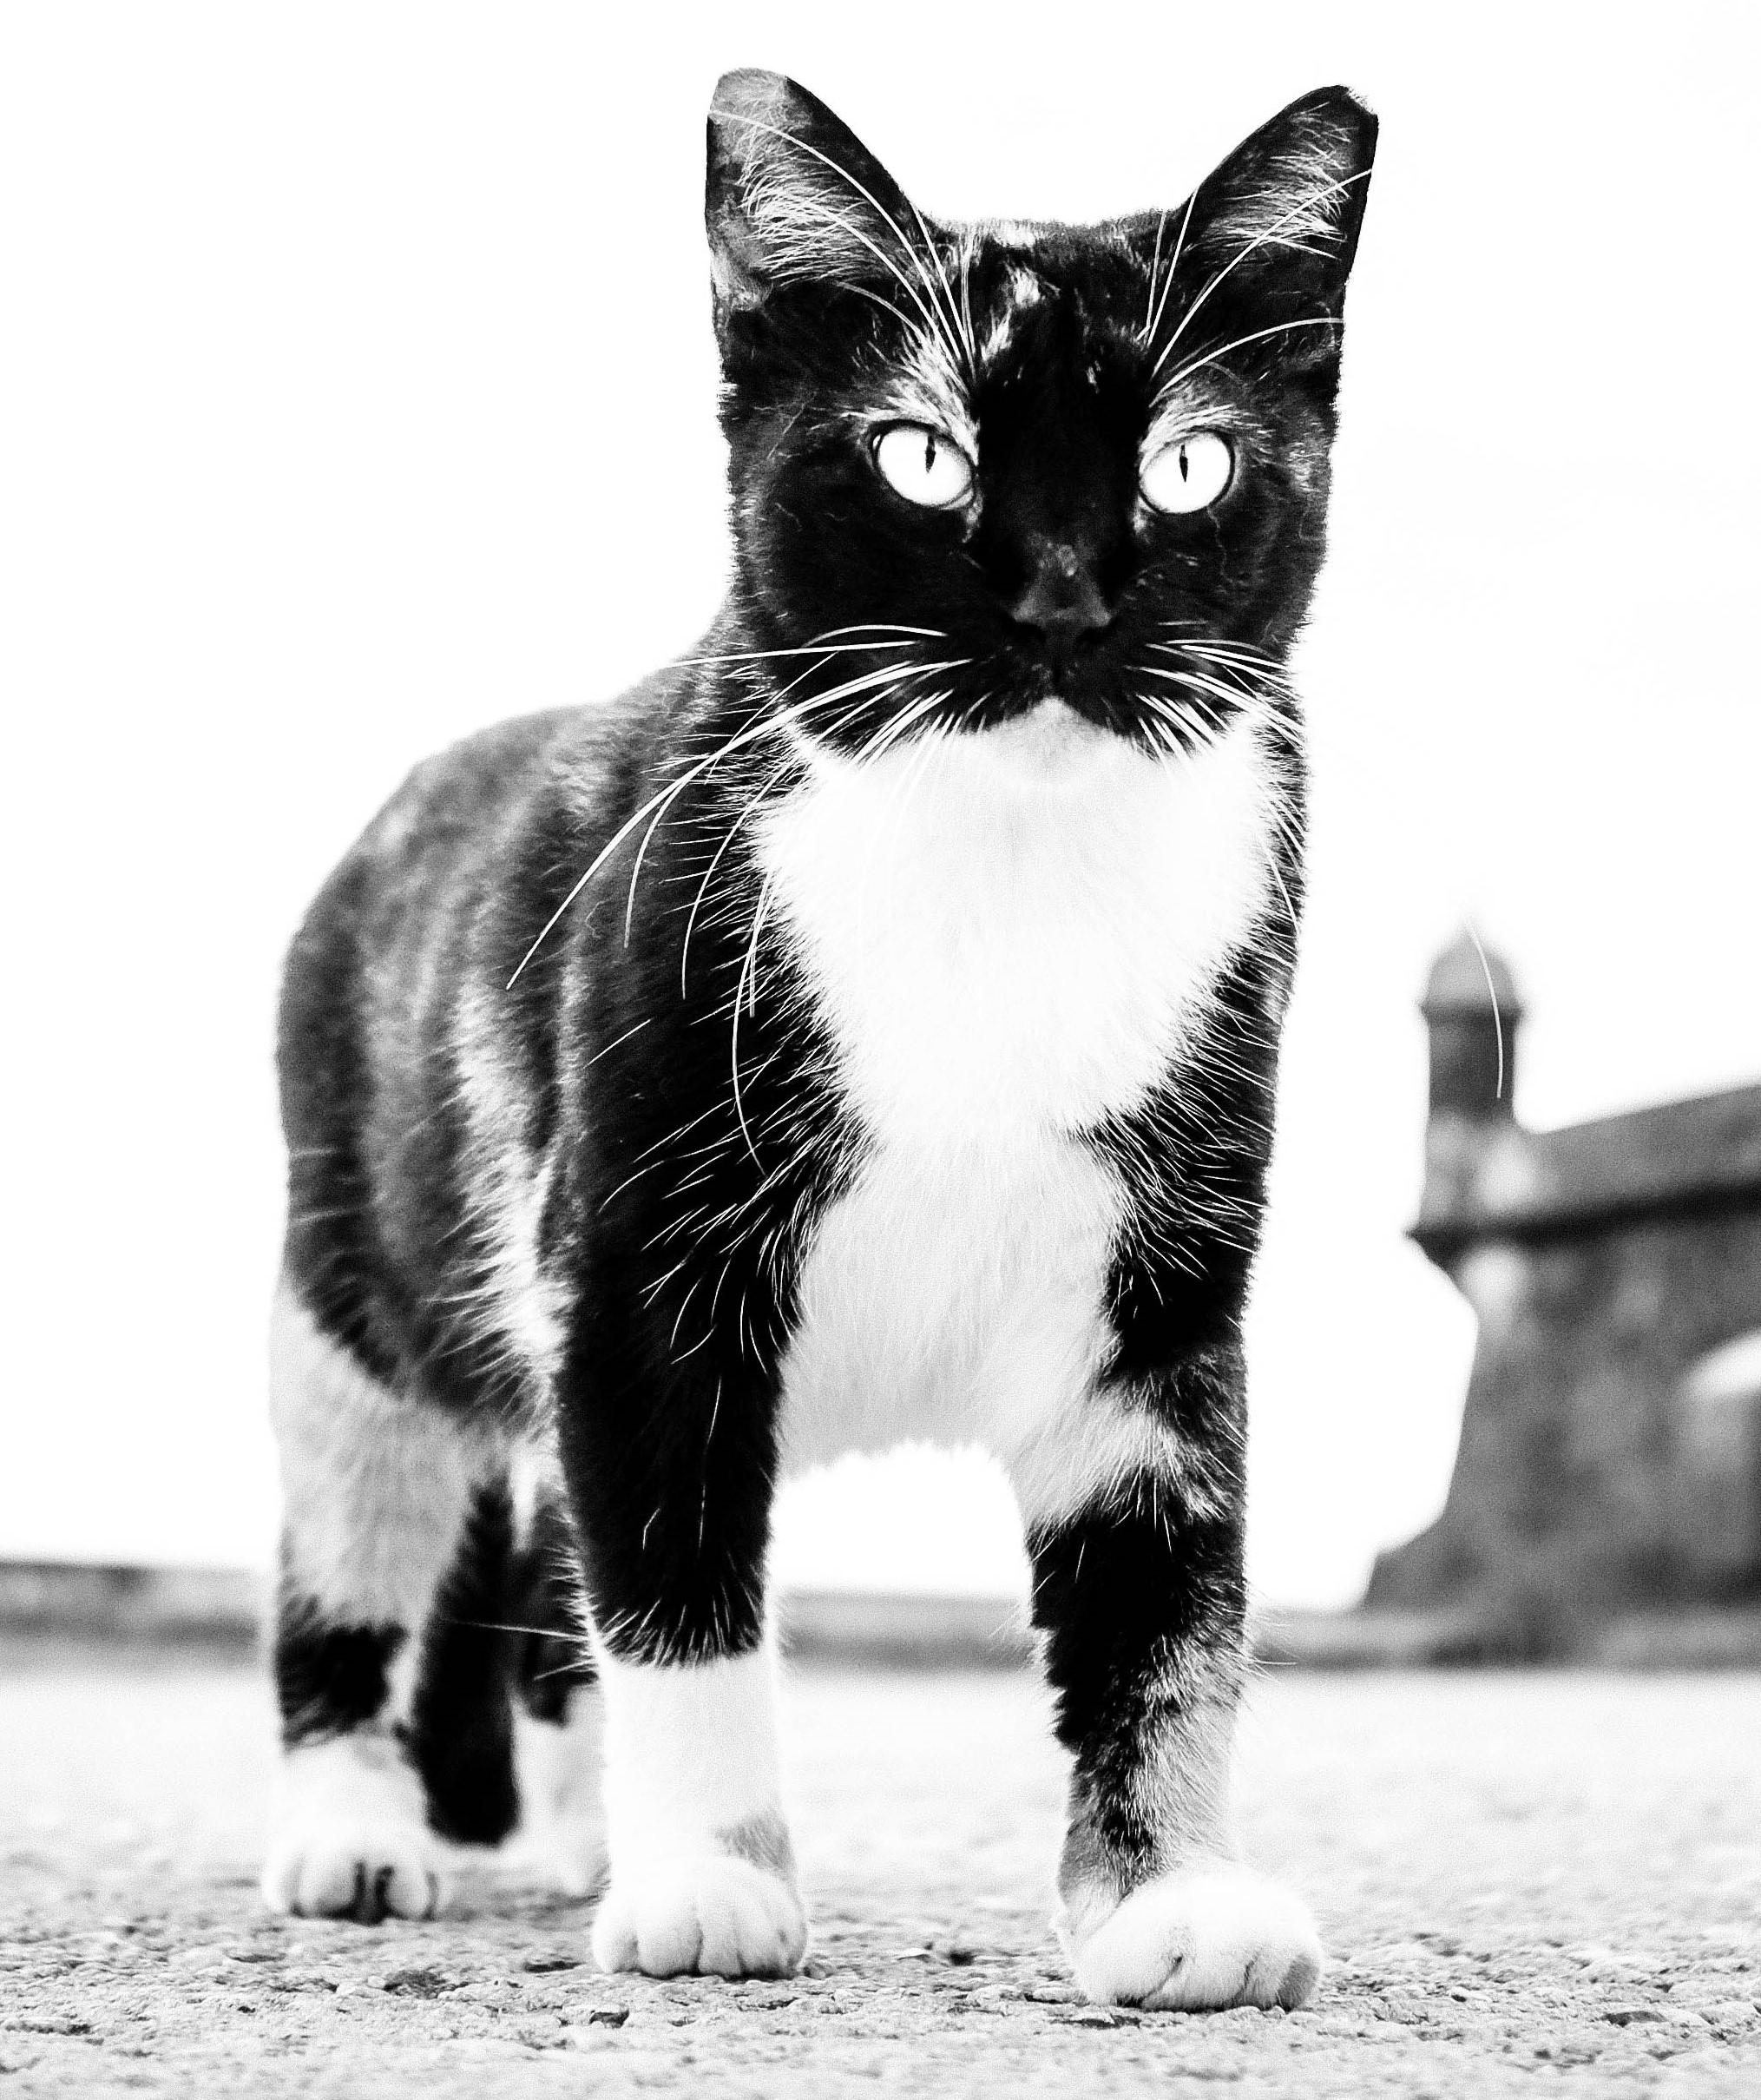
[2,1644,1759,2096]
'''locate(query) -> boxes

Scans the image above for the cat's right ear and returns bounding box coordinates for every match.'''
[706,70,921,346]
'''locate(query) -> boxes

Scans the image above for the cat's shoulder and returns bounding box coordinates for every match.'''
[280,663,693,1011]
[365,665,691,861]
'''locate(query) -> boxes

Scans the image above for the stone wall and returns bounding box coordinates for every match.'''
[1368,1209,1761,1652]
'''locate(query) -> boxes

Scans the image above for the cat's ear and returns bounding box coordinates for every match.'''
[706,70,925,330]
[1143,88,1377,353]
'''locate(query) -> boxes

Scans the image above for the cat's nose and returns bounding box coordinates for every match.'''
[1009,542,1114,642]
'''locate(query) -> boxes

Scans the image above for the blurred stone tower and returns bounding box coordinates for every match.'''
[1422,931,1521,1126]
[1365,935,1761,1656]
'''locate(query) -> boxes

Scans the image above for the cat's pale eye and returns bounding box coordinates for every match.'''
[1140,431,1232,515]
[872,424,975,510]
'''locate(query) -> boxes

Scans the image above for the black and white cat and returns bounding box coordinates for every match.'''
[263,69,1376,2011]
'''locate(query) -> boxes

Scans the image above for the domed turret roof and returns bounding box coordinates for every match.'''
[1423,930,1521,1017]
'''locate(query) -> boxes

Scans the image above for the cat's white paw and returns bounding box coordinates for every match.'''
[591,1855,808,1978]
[261,1816,444,1921]
[1063,1863,1322,2011]
[261,1735,444,1922]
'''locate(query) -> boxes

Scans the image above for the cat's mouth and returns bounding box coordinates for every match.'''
[1051,681,1127,729]
[978,699,1114,776]
[944,664,1179,756]
[1017,659,1151,742]
[1010,644,1141,735]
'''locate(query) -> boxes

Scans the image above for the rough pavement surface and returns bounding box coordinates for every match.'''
[2,1644,1758,2096]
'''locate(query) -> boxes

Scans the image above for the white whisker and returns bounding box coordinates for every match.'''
[509,655,964,987]
[713,105,971,385]
[729,874,776,1168]
[1155,315,1344,398]
[1149,169,1370,379]
[1140,190,1198,348]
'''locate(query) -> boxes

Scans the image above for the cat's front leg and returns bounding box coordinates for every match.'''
[560,1333,805,1981]
[1020,1346,1322,2012]
[589,1644,804,1978]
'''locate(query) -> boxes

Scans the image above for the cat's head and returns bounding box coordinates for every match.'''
[706,70,1375,760]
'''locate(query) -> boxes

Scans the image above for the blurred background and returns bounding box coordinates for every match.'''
[3,0,1758,1620]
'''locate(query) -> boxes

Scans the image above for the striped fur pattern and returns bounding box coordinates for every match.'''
[264,70,1374,2005]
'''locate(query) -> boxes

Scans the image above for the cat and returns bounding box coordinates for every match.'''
[262,68,1376,2011]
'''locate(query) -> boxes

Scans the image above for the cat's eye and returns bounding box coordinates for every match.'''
[1140,431,1233,515]
[872,424,975,510]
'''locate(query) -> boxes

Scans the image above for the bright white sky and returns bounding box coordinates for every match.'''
[4,3,1758,1609]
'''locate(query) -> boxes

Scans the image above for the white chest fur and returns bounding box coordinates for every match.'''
[757,705,1275,1141]
[757,703,1277,1476]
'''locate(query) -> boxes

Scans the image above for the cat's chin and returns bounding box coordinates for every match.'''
[976,699,1120,782]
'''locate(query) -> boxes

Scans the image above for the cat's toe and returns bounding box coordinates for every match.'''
[261,1821,444,1923]
[1063,1863,1322,2011]
[591,1856,807,1978]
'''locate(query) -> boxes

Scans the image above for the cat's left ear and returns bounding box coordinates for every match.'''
[1141,88,1378,342]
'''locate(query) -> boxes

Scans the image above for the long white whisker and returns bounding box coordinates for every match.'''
[1145,647,1303,754]
[850,682,956,767]
[1142,210,1168,336]
[1141,190,1198,348]
[1161,638,1291,684]
[678,671,931,986]
[729,874,776,1168]
[1138,662,1238,721]
[444,1617,588,1645]
[1156,316,1344,397]
[904,194,976,374]
[508,660,955,986]
[725,676,964,1134]
[784,193,969,387]
[810,622,949,640]
[1150,169,1370,378]
[956,229,979,373]
[1150,635,1291,679]
[1463,921,1508,1103]
[622,650,834,945]
[1267,854,1300,935]
[663,638,924,670]
[1155,623,1288,665]
[713,106,969,383]
[677,748,799,998]
[1132,696,1186,761]
[1133,689,1219,759]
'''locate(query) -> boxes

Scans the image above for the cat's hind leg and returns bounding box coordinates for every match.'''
[261,1281,500,1921]
[504,1479,608,1899]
